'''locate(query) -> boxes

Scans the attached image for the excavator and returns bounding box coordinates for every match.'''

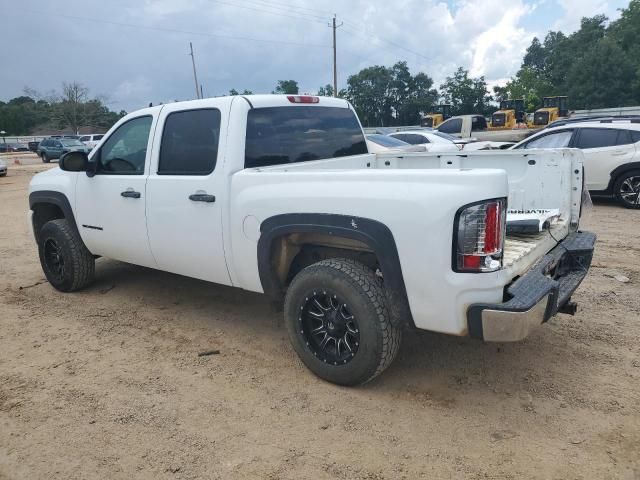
[532,96,568,127]
[421,104,451,128]
[489,99,526,129]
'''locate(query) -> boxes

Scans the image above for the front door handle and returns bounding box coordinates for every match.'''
[121,190,141,198]
[189,193,216,203]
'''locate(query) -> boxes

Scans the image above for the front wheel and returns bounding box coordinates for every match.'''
[41,152,50,163]
[614,170,640,209]
[284,258,402,386]
[38,219,95,292]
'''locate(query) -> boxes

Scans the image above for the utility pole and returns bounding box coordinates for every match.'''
[330,15,343,97]
[189,42,201,99]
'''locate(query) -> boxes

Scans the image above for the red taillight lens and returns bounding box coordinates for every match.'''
[455,199,506,272]
[287,95,320,104]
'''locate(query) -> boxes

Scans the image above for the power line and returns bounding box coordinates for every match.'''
[207,0,328,25]
[340,24,433,62]
[227,0,329,21]
[9,8,332,49]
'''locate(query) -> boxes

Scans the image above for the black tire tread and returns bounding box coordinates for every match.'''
[286,258,401,384]
[40,219,95,291]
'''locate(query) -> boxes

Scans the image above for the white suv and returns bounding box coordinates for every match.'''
[78,134,105,150]
[511,119,640,208]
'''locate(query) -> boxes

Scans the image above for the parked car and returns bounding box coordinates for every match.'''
[510,119,640,208]
[78,134,104,150]
[37,138,90,163]
[50,135,81,139]
[28,141,41,152]
[0,143,29,152]
[28,94,594,386]
[366,134,426,153]
[0,159,7,176]
[387,130,460,152]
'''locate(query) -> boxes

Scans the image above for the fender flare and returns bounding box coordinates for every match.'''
[29,190,79,237]
[258,213,414,328]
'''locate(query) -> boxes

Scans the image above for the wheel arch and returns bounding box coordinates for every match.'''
[606,162,640,193]
[29,191,79,242]
[258,213,413,328]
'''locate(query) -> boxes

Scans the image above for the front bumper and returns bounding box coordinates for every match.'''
[467,231,596,342]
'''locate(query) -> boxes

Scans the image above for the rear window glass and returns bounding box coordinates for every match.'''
[575,128,622,149]
[438,118,462,134]
[245,106,367,168]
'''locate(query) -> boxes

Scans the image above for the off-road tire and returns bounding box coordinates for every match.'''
[284,258,402,386]
[614,169,640,209]
[41,152,50,163]
[38,219,95,292]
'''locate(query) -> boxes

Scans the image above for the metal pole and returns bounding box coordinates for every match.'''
[189,42,201,99]
[332,16,337,97]
[330,16,343,98]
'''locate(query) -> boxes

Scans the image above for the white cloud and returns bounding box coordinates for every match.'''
[3,0,569,110]
[554,0,622,32]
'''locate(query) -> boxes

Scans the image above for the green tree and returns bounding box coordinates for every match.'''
[317,84,334,97]
[274,80,299,94]
[439,67,492,116]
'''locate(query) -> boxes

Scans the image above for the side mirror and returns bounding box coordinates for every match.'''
[59,151,88,172]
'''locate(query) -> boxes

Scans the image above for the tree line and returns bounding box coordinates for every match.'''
[494,0,640,112]
[0,82,126,136]
[240,0,640,127]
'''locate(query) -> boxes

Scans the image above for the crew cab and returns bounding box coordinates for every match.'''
[28,95,595,385]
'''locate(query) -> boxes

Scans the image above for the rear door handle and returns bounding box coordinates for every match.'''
[612,150,628,156]
[189,193,216,203]
[121,190,141,198]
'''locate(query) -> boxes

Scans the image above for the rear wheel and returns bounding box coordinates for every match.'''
[614,170,640,209]
[284,258,401,386]
[38,219,95,292]
[41,152,50,163]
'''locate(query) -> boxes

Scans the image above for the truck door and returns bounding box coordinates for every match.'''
[75,114,158,268]
[145,102,232,285]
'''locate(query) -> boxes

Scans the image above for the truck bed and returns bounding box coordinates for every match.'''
[504,219,568,275]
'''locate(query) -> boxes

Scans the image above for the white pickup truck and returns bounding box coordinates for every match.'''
[28,95,595,386]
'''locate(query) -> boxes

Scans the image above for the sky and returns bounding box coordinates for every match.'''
[0,0,631,112]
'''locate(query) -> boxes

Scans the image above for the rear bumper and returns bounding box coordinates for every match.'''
[467,231,596,342]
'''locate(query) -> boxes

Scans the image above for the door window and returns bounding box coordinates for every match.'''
[522,130,573,149]
[438,118,462,134]
[575,128,621,149]
[158,109,221,175]
[79,136,90,142]
[96,116,152,175]
[630,130,640,143]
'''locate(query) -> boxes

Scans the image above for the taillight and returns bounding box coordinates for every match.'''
[454,199,506,272]
[287,95,319,104]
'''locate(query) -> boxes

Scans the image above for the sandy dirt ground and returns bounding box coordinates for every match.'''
[1,157,639,479]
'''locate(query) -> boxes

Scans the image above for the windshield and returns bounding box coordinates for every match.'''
[367,134,409,147]
[60,139,84,147]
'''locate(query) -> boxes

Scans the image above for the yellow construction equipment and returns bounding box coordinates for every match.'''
[532,96,568,127]
[421,104,451,128]
[489,99,526,129]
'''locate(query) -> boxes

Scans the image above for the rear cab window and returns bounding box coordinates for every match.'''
[438,118,462,134]
[245,106,367,168]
